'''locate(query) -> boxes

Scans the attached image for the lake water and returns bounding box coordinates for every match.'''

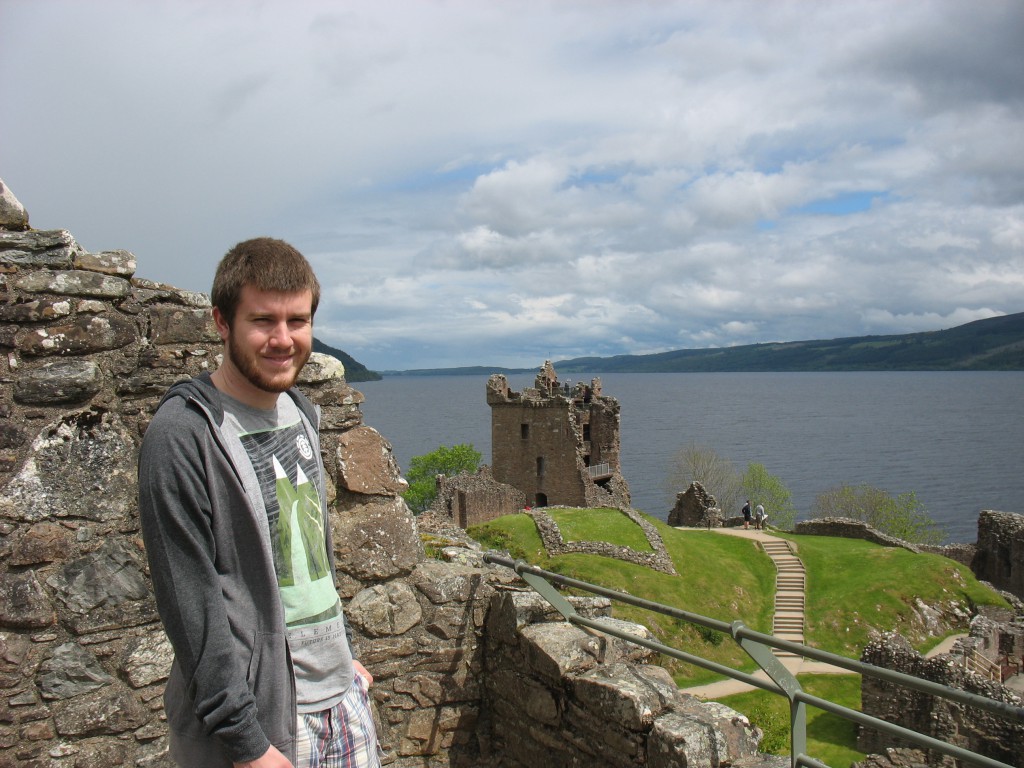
[356,371,1024,544]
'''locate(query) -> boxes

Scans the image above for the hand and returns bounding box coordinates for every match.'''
[233,744,293,768]
[353,659,373,687]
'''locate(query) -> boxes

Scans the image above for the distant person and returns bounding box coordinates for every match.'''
[742,499,752,529]
[139,238,380,768]
[754,503,766,530]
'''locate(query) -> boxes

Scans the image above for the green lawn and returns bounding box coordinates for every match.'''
[776,533,1007,657]
[717,674,865,767]
[471,510,778,686]
[466,509,1008,725]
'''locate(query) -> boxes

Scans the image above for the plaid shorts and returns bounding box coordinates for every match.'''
[295,673,381,768]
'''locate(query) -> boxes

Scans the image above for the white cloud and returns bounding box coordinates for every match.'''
[1,0,1022,370]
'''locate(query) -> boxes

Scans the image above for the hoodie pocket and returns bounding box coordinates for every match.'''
[247,631,293,743]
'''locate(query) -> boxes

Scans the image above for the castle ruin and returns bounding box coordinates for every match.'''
[486,361,630,509]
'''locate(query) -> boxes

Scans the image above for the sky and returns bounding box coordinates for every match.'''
[2,0,1023,371]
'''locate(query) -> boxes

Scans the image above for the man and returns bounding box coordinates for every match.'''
[754,503,766,530]
[741,499,751,530]
[139,238,380,768]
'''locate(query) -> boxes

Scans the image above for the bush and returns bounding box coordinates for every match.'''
[812,484,944,544]
[402,443,482,514]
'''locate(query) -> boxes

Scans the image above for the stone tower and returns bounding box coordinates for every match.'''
[486,361,630,509]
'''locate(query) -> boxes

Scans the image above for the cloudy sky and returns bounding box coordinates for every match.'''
[2,1,1022,371]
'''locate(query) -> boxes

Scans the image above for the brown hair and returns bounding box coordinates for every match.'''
[211,237,321,326]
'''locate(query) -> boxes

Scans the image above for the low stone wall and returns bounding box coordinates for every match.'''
[794,518,921,552]
[918,542,976,567]
[858,632,1024,767]
[527,506,677,575]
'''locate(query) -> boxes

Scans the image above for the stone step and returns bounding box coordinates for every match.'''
[774,618,806,630]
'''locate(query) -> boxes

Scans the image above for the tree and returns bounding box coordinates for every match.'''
[666,442,742,515]
[402,443,482,514]
[667,444,797,529]
[741,462,798,531]
[812,484,944,544]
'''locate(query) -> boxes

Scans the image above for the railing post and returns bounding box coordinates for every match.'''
[733,620,807,768]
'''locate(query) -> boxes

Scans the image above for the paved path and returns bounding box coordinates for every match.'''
[677,526,966,699]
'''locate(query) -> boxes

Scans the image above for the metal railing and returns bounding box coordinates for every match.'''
[586,462,611,479]
[483,553,1024,768]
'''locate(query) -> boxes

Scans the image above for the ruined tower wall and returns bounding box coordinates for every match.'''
[490,398,588,507]
[584,395,620,469]
[487,368,630,511]
[971,510,1024,601]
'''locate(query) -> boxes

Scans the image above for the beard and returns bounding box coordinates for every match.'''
[227,338,311,394]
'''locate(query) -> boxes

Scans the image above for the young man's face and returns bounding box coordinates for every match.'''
[213,285,314,407]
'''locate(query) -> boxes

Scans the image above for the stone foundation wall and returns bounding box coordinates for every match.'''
[483,590,765,768]
[858,632,1024,767]
[431,466,526,529]
[527,507,677,575]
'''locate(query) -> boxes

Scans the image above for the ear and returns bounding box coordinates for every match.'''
[212,307,231,343]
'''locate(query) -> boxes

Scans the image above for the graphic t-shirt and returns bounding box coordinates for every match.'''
[220,392,353,712]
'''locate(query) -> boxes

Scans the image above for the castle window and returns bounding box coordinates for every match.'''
[536,456,545,477]
[583,424,591,441]
[521,423,529,439]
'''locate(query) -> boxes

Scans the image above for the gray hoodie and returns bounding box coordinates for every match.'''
[139,373,337,766]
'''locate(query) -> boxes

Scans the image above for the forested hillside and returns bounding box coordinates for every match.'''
[554,311,1024,373]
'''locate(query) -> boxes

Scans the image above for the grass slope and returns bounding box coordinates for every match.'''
[719,674,864,767]
[468,510,1008,684]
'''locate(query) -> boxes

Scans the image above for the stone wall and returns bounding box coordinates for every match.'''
[486,364,630,510]
[431,466,526,529]
[0,223,448,766]
[971,510,1024,600]
[858,632,1024,767]
[794,518,922,552]
[483,590,768,768]
[527,507,677,575]
[666,481,721,528]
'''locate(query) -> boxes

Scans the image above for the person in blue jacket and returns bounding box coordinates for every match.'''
[139,238,380,768]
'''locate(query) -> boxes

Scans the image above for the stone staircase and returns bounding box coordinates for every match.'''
[760,538,806,658]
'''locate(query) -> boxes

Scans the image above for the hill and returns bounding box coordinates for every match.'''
[553,311,1024,373]
[384,311,1024,375]
[312,338,382,382]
